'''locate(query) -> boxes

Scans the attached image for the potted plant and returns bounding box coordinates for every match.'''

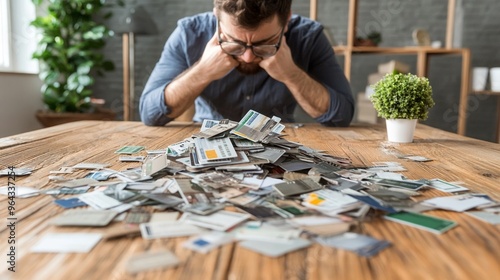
[31,0,117,127]
[370,73,435,143]
[354,31,382,47]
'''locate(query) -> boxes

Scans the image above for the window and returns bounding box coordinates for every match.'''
[0,0,11,70]
[0,0,37,73]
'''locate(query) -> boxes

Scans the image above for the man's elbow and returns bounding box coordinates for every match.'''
[320,102,355,127]
[141,117,158,126]
[139,107,168,127]
[339,103,355,126]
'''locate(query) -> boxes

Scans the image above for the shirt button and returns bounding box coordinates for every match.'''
[246,96,250,100]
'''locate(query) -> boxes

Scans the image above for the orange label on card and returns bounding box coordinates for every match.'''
[309,198,324,205]
[205,150,218,159]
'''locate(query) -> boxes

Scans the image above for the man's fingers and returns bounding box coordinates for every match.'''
[208,32,219,46]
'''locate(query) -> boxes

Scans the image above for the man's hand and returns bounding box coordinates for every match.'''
[197,33,239,81]
[258,36,301,83]
[259,35,330,118]
[164,32,238,119]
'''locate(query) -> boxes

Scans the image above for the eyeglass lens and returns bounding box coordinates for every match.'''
[220,43,278,57]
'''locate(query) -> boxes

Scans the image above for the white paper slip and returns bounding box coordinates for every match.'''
[56,178,99,188]
[49,167,75,174]
[51,209,117,227]
[182,231,234,254]
[367,166,407,172]
[142,154,170,176]
[140,221,204,239]
[242,176,284,190]
[126,250,180,274]
[466,211,500,225]
[0,167,33,176]
[376,172,404,180]
[147,149,167,155]
[79,191,123,209]
[181,210,251,231]
[428,179,469,193]
[422,196,492,212]
[31,233,102,253]
[149,212,179,223]
[315,232,391,257]
[301,189,359,211]
[288,215,344,227]
[0,186,40,198]
[239,238,311,257]
[235,222,301,242]
[72,163,109,169]
[119,156,145,162]
[372,161,403,167]
[404,155,432,162]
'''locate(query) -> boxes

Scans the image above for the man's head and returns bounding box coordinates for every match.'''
[214,0,292,29]
[213,0,292,74]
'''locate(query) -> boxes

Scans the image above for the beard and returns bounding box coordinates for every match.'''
[236,61,263,75]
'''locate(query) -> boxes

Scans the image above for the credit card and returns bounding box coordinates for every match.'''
[384,211,457,234]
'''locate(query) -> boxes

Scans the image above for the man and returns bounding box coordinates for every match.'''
[140,0,354,127]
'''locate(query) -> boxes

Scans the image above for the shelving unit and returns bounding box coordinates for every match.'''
[309,0,474,138]
[470,91,500,142]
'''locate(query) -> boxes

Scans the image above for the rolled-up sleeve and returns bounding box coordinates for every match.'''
[296,25,354,127]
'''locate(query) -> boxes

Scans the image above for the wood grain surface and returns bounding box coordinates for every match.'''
[0,121,498,280]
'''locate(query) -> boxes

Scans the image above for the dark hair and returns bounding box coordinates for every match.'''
[214,0,291,28]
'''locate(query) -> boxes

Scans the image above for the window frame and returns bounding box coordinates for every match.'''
[0,0,12,70]
[0,0,38,74]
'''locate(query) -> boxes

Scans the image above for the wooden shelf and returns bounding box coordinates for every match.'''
[333,46,468,55]
[471,90,500,96]
[311,0,474,139]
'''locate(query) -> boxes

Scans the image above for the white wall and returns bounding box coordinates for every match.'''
[0,73,43,137]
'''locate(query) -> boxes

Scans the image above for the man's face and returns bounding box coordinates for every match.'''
[217,13,284,75]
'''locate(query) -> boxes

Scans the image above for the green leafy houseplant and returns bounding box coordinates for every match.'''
[31,0,115,113]
[370,73,435,120]
[354,31,382,47]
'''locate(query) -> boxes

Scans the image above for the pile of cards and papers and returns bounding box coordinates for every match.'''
[4,109,499,273]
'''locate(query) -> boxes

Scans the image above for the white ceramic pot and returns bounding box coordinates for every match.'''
[385,119,417,143]
[490,67,500,92]
[472,67,488,91]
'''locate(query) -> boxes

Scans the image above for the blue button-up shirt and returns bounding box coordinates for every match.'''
[139,12,354,126]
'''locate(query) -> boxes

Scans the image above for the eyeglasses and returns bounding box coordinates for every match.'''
[217,20,284,58]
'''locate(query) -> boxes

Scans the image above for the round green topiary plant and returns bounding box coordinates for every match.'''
[370,73,435,120]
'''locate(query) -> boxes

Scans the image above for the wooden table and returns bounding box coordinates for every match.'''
[0,121,499,280]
